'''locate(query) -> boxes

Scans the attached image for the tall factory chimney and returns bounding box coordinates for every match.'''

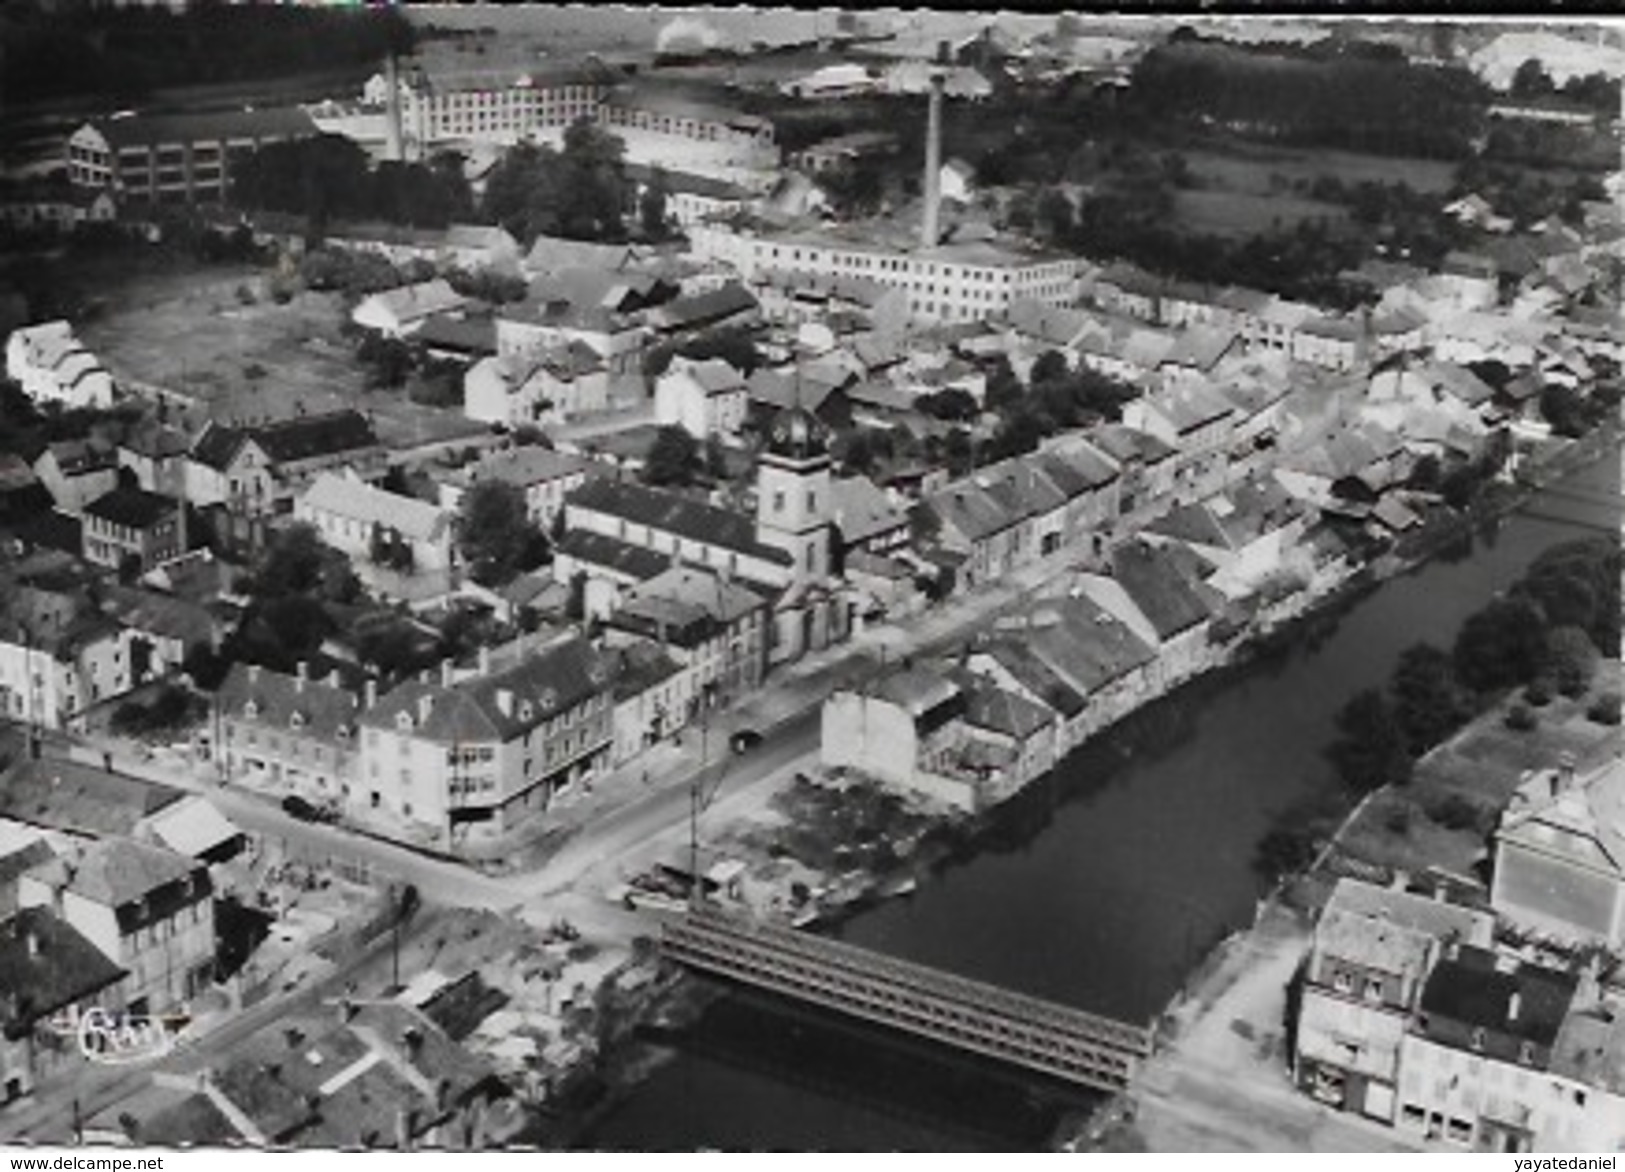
[920,40,949,251]
[384,52,405,163]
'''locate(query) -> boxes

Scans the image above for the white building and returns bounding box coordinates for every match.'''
[5,321,114,410]
[351,279,469,338]
[294,472,457,573]
[688,223,1081,325]
[437,446,605,531]
[653,356,748,440]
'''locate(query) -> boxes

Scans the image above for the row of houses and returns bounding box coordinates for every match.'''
[1296,756,1625,1152]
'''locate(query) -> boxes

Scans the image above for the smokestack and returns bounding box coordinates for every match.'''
[921,41,947,251]
[385,53,405,164]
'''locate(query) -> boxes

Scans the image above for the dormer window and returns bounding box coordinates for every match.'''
[243,700,259,719]
[336,726,351,741]
[1471,1027,1486,1052]
[519,702,534,722]
[395,711,413,732]
[539,687,558,711]
[1518,1041,1534,1066]
[290,711,305,730]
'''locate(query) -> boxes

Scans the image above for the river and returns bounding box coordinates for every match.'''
[583,453,1620,1151]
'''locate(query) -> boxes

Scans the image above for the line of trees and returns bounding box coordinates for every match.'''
[3,4,413,105]
[232,137,474,233]
[1326,535,1621,795]
[480,120,633,246]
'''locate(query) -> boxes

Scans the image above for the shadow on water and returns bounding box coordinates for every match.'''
[581,982,1090,1151]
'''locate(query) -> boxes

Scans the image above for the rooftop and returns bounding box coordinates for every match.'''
[27,837,205,912]
[300,474,451,545]
[567,478,792,567]
[86,106,317,149]
[0,757,184,838]
[83,485,177,531]
[1419,948,1576,1053]
[0,906,127,1028]
[552,528,672,583]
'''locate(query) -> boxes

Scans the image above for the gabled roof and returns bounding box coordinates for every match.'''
[1420,949,1575,1052]
[218,662,361,744]
[363,636,612,744]
[28,837,205,912]
[552,529,671,583]
[83,485,176,530]
[648,283,758,332]
[1499,757,1625,880]
[959,679,1055,740]
[358,279,467,326]
[1110,539,1220,640]
[830,476,907,545]
[462,446,602,490]
[567,478,792,566]
[300,473,451,544]
[612,564,768,647]
[998,594,1156,699]
[1321,877,1495,948]
[667,356,746,396]
[252,410,382,465]
[102,584,219,646]
[414,312,497,357]
[0,757,184,838]
[0,906,127,1029]
[1088,423,1174,466]
[524,234,641,275]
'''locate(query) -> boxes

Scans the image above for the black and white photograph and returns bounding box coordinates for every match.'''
[0,1,1620,1155]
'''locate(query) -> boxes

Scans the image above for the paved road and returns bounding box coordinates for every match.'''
[0,907,441,1144]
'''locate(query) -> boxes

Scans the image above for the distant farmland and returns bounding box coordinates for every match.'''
[1173,189,1348,239]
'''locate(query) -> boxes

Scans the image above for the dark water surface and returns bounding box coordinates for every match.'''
[585,455,1620,1151]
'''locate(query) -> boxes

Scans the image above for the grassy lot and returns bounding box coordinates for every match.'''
[1330,664,1621,882]
[75,260,486,452]
[1173,188,1347,239]
[1183,143,1459,196]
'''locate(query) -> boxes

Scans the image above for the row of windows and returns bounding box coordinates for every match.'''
[128,901,206,949]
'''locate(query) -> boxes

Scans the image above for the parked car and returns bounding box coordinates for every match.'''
[730,729,763,754]
[281,795,335,824]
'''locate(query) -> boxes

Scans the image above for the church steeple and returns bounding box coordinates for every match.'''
[755,403,832,585]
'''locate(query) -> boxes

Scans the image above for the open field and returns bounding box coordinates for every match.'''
[1173,188,1347,239]
[1182,142,1459,197]
[75,261,487,452]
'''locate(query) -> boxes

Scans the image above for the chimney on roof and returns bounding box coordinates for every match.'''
[495,689,513,718]
[25,931,39,958]
[440,658,454,688]
[364,679,378,709]
[1507,990,1522,1024]
[416,694,433,725]
[295,661,307,693]
[478,644,491,677]
[248,664,261,684]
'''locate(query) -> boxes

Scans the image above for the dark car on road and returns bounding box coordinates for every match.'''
[730,729,763,754]
[282,795,335,823]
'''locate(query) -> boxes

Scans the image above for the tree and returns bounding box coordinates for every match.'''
[1510,58,1555,101]
[458,480,547,587]
[984,354,1024,414]
[481,119,631,245]
[639,168,672,241]
[1326,688,1412,793]
[1030,349,1070,387]
[254,523,328,597]
[1545,625,1598,698]
[1388,642,1470,756]
[916,388,980,422]
[1539,383,1590,438]
[358,334,415,390]
[1452,595,1549,693]
[643,425,699,487]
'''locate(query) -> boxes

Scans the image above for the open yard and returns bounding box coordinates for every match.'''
[74,260,488,452]
[1173,188,1347,239]
[1183,143,1459,197]
[1328,664,1622,882]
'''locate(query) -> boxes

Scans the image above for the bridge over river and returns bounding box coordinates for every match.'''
[662,907,1154,1095]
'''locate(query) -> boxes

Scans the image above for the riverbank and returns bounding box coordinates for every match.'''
[575,435,1621,1150]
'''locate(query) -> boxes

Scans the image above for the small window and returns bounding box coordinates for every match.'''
[1471,1027,1487,1051]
